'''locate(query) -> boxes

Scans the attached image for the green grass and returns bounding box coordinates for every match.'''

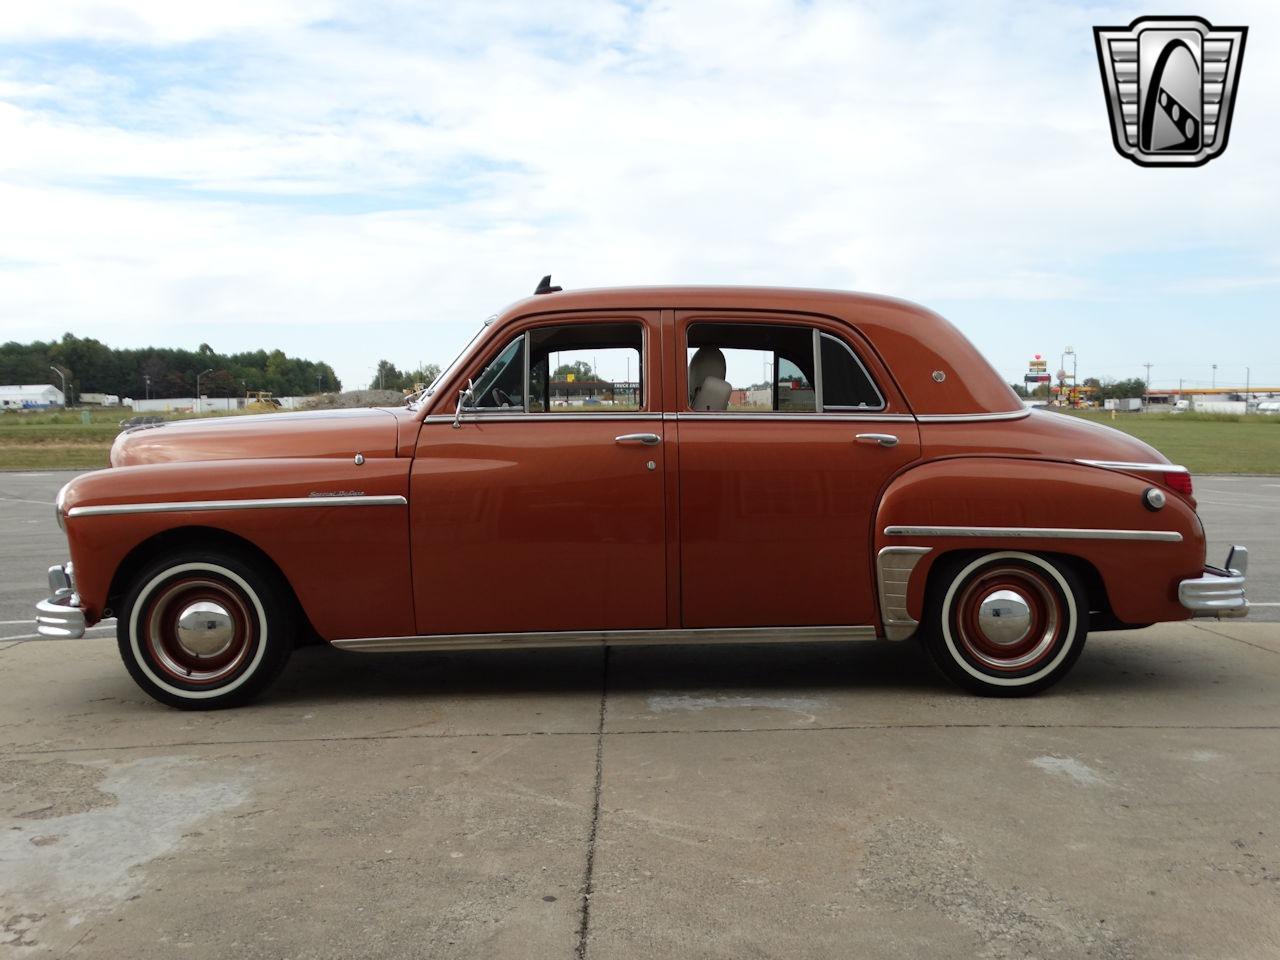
[0,407,286,471]
[1059,410,1280,474]
[4,406,1277,474]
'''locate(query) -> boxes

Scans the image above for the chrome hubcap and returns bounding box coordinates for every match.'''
[977,589,1032,646]
[175,601,234,658]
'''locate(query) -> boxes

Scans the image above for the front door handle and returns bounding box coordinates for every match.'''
[615,433,661,446]
[855,433,899,447]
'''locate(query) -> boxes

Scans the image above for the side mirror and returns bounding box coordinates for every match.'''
[452,379,475,429]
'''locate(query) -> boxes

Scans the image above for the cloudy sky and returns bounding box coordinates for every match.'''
[1,0,1276,394]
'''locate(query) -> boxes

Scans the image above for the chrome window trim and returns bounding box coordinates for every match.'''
[332,624,879,653]
[876,546,931,642]
[674,412,915,423]
[914,409,1030,423]
[884,524,1182,542]
[1076,459,1189,474]
[812,327,824,412]
[67,495,408,518]
[817,331,886,413]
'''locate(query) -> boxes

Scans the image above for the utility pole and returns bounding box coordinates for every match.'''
[1143,363,1153,410]
[144,374,151,400]
[1212,364,1217,388]
[1246,367,1251,411]
[196,368,213,414]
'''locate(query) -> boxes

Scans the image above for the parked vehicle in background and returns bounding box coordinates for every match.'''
[1254,400,1280,415]
[39,283,1249,708]
[1104,398,1143,412]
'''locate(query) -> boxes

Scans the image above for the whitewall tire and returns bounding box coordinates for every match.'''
[922,551,1088,697]
[116,549,295,709]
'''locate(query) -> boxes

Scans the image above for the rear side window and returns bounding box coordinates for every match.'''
[819,333,884,410]
[684,322,883,413]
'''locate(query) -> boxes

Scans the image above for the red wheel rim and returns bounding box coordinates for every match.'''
[142,576,256,685]
[951,564,1065,673]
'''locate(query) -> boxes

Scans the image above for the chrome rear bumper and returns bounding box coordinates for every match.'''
[1179,546,1249,619]
[35,563,86,639]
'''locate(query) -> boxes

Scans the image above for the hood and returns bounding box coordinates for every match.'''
[110,408,403,466]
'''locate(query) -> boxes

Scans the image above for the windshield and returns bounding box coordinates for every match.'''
[409,316,494,408]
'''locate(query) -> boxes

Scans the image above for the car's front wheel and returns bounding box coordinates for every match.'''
[922,551,1087,696]
[116,549,295,709]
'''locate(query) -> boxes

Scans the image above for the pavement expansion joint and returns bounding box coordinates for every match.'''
[575,647,609,960]
[7,721,1280,760]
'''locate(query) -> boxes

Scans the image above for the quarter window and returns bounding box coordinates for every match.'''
[819,333,884,410]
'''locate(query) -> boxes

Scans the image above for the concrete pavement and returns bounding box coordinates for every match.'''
[2,622,1280,958]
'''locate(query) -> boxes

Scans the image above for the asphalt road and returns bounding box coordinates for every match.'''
[2,470,1279,958]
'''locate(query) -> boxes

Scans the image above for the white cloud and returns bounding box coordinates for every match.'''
[0,0,1277,391]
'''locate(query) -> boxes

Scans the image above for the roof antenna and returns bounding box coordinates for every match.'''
[534,274,562,295]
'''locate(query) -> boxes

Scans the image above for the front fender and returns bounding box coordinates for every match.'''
[59,457,414,640]
[873,457,1205,630]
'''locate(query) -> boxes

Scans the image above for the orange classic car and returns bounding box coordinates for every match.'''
[38,283,1248,708]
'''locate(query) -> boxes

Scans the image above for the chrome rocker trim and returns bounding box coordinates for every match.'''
[884,525,1183,543]
[333,624,878,653]
[1180,546,1249,619]
[36,563,86,639]
[876,546,931,641]
[67,494,408,518]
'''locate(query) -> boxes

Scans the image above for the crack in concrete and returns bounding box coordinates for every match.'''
[574,647,608,960]
[1190,621,1280,656]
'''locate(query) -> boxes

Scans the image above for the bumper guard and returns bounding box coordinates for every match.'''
[1179,546,1249,619]
[35,563,87,639]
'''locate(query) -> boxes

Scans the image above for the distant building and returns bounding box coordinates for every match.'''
[0,383,65,409]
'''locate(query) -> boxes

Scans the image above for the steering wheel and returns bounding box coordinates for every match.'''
[491,388,516,408]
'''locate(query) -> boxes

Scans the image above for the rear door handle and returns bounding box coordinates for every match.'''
[855,433,899,447]
[615,433,661,446]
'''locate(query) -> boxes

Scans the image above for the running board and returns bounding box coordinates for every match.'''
[331,624,879,653]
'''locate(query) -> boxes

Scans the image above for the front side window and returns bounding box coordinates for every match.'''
[685,322,883,413]
[527,323,643,413]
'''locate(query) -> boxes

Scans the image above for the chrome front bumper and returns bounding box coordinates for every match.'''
[1179,546,1249,619]
[35,563,86,639]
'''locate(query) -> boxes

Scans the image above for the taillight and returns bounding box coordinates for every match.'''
[1163,471,1193,497]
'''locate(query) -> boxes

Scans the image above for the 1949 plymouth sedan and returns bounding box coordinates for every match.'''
[38,282,1249,708]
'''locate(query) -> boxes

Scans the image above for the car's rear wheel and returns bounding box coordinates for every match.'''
[116,549,294,709]
[922,551,1087,696]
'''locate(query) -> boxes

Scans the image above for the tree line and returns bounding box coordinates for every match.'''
[1012,377,1148,401]
[0,334,340,401]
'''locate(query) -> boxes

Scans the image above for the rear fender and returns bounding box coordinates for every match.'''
[873,458,1204,634]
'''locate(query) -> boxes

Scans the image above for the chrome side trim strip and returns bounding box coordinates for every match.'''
[876,547,931,641]
[67,495,408,518]
[885,524,1182,542]
[333,624,879,653]
[914,409,1031,423]
[1076,459,1189,474]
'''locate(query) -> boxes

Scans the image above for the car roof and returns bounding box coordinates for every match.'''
[495,285,1022,417]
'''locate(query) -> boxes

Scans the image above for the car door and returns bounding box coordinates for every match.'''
[409,312,667,636]
[674,311,921,629]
